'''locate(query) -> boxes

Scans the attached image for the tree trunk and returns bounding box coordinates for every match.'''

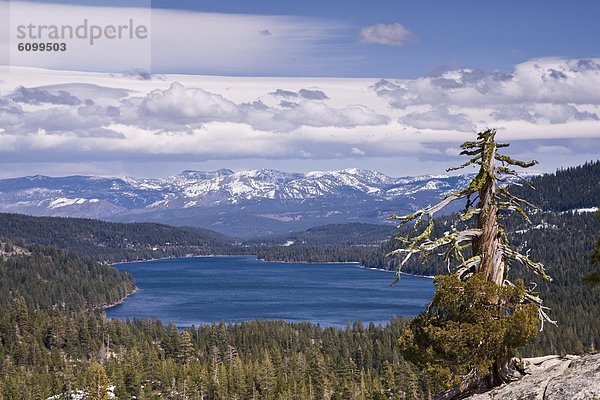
[434,359,522,400]
[475,136,505,285]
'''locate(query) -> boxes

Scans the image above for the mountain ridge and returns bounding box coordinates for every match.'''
[0,168,474,236]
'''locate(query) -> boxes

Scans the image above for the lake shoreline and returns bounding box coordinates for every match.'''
[98,287,140,311]
[112,253,242,266]
[114,254,435,279]
[358,265,435,279]
[107,255,435,328]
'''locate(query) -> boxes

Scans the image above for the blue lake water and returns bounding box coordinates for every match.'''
[106,256,435,328]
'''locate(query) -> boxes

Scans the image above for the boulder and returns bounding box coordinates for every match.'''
[467,353,600,399]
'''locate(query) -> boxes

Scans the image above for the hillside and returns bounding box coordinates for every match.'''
[0,243,438,399]
[0,240,136,310]
[511,160,600,212]
[247,222,397,246]
[258,161,600,356]
[0,161,597,398]
[0,213,237,262]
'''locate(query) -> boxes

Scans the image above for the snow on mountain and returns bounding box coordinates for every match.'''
[114,167,422,206]
[0,168,473,234]
[0,168,469,208]
[48,198,99,209]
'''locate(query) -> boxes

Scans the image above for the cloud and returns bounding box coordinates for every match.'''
[270,89,299,98]
[400,106,475,132]
[1,58,600,171]
[2,102,123,138]
[11,86,81,105]
[1,79,389,141]
[445,147,462,157]
[272,101,389,128]
[298,89,329,100]
[279,100,297,108]
[136,83,383,131]
[374,58,600,107]
[270,88,329,100]
[535,145,572,154]
[359,23,417,46]
[351,147,365,156]
[141,82,243,123]
[492,104,598,124]
[119,69,155,81]
[31,83,131,104]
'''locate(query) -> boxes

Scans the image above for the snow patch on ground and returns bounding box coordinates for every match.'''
[561,207,598,214]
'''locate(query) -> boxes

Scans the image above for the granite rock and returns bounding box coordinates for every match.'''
[467,353,600,400]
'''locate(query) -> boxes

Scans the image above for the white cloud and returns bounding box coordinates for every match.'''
[271,101,389,129]
[141,83,243,123]
[399,106,475,132]
[0,58,599,171]
[359,23,417,46]
[351,147,365,156]
[492,103,598,124]
[535,145,572,155]
[374,58,600,108]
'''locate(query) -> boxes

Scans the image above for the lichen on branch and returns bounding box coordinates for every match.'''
[389,129,554,326]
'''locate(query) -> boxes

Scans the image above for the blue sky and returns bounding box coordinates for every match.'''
[167,0,599,77]
[15,0,600,78]
[0,0,599,178]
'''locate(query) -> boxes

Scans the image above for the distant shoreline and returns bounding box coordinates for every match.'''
[111,253,241,265]
[113,254,435,279]
[99,287,140,311]
[358,265,435,279]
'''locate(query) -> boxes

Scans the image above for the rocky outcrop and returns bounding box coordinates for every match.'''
[467,353,600,399]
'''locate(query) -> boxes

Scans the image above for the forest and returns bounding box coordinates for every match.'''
[257,162,600,356]
[0,160,598,398]
[0,241,136,310]
[0,214,240,263]
[0,245,437,399]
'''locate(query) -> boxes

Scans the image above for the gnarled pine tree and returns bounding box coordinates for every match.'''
[391,129,554,397]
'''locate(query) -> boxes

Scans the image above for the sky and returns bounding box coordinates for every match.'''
[0,0,599,178]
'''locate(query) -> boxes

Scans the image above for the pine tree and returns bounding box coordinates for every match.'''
[178,331,196,364]
[164,322,180,358]
[308,350,328,400]
[391,129,552,396]
[583,207,600,287]
[123,348,143,397]
[86,362,111,400]
[257,352,277,400]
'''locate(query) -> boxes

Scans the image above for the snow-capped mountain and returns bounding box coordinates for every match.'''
[0,168,472,236]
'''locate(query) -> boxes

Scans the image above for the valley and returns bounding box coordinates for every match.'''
[0,160,598,399]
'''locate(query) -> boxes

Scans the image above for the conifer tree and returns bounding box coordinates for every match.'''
[391,129,553,395]
[178,331,196,364]
[582,207,600,287]
[257,352,277,400]
[85,362,111,400]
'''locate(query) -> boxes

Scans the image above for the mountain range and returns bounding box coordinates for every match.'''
[0,168,472,237]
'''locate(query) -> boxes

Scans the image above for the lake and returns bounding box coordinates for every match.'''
[106,256,435,328]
